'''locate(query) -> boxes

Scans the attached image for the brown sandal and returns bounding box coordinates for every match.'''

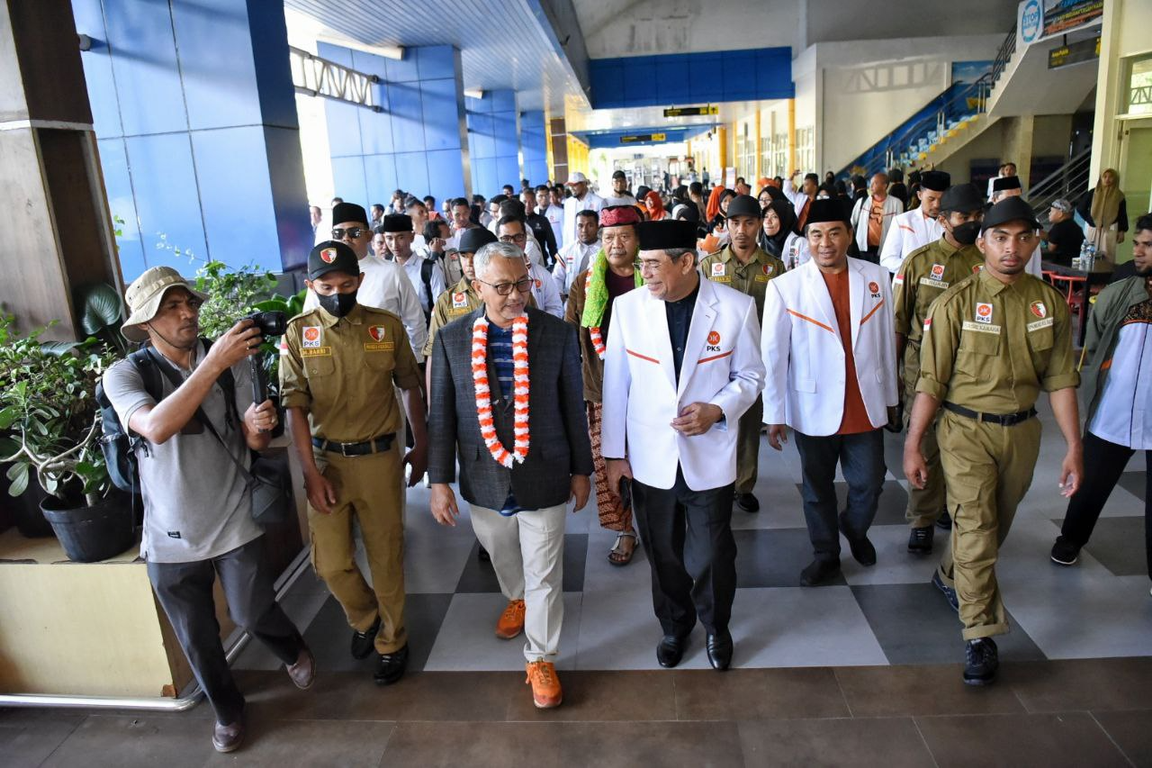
[608,531,638,566]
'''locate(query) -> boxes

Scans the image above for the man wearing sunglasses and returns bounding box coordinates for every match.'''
[304,202,427,363]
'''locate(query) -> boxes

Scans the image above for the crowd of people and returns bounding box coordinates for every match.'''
[107,164,1151,752]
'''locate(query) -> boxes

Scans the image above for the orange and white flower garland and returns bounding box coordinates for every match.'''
[471,315,530,468]
[584,271,606,359]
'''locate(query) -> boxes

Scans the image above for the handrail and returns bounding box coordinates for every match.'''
[1028,147,1092,199]
[990,23,1018,84]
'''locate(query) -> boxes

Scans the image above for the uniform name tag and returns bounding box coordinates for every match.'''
[302,326,322,348]
[961,321,1001,335]
[754,274,769,283]
[1027,317,1054,332]
[712,276,732,283]
[302,346,332,357]
[452,292,468,308]
[364,342,395,352]
[711,263,725,277]
[919,278,948,289]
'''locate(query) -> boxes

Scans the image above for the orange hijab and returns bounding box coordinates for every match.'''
[705,186,726,222]
[644,191,666,220]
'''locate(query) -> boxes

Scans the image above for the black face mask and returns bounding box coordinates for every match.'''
[318,290,358,318]
[951,221,981,246]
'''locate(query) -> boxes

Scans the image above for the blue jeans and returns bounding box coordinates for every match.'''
[794,429,886,561]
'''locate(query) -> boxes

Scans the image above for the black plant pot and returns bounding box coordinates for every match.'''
[40,491,135,563]
[10,480,56,538]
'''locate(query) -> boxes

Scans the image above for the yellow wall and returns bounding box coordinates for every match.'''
[566,135,590,176]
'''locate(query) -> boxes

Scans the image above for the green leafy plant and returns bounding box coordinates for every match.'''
[0,316,119,505]
[192,259,279,340]
[251,289,308,392]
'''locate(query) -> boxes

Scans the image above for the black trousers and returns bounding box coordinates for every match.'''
[1059,430,1152,580]
[632,466,736,637]
[148,536,304,725]
[794,428,886,561]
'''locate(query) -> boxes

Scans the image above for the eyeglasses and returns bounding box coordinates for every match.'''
[478,278,533,296]
[498,233,527,244]
[332,227,368,240]
[634,259,666,274]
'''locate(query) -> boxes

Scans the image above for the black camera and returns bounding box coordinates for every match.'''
[244,310,287,337]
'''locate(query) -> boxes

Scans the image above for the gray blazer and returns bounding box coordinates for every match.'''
[428,306,594,511]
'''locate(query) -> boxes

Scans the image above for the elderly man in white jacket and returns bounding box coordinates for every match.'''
[761,199,899,587]
[602,220,765,673]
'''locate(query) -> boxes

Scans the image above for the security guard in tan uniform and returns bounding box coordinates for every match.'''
[892,183,985,553]
[699,194,785,513]
[281,241,429,686]
[904,197,1082,686]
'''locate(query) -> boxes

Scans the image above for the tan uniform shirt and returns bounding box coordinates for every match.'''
[699,246,785,320]
[917,269,1080,413]
[423,277,482,358]
[893,238,984,347]
[280,304,421,442]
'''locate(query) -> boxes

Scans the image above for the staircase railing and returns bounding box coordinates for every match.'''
[1028,147,1093,223]
[990,23,1018,85]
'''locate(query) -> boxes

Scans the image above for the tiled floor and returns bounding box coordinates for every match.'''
[4,401,1150,766]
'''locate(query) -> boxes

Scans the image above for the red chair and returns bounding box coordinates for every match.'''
[1049,274,1088,312]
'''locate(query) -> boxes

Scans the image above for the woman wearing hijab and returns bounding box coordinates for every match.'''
[701,189,736,253]
[759,200,810,269]
[1077,168,1128,260]
[643,190,671,221]
[758,185,786,210]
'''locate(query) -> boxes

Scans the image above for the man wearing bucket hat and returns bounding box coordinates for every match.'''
[103,266,314,753]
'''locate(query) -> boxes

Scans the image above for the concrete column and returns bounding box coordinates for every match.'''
[549,117,570,183]
[321,43,470,209]
[467,90,521,197]
[73,0,312,278]
[0,0,120,339]
[1001,115,1036,189]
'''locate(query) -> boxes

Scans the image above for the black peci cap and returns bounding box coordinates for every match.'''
[381,214,413,233]
[637,220,698,250]
[308,241,361,280]
[457,227,498,254]
[332,202,369,226]
[805,198,851,226]
[919,170,951,192]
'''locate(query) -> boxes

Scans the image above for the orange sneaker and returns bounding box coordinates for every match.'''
[495,599,526,639]
[525,660,562,708]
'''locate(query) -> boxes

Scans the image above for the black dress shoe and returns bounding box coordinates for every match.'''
[963,638,998,686]
[656,633,688,668]
[838,512,876,566]
[351,617,381,660]
[800,558,840,586]
[936,510,953,530]
[735,493,760,513]
[908,525,934,554]
[706,632,733,671]
[374,644,409,686]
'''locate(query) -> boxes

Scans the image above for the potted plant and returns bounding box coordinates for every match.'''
[0,288,134,560]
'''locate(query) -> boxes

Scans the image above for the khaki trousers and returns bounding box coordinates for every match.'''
[936,409,1041,640]
[736,397,764,495]
[469,502,566,662]
[904,344,946,528]
[308,443,407,653]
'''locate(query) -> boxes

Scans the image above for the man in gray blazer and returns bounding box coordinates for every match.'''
[428,241,593,709]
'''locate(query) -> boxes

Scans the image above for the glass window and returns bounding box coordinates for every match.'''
[1128,55,1152,116]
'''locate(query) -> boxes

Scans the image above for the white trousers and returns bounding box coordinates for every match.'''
[469,501,566,662]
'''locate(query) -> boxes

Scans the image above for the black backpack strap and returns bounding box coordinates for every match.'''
[199,338,239,429]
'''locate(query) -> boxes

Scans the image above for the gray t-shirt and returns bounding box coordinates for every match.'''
[103,344,261,563]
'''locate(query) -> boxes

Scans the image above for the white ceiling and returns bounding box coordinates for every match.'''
[283,0,589,112]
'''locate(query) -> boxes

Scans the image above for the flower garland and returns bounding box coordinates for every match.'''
[471,315,530,468]
[584,270,606,360]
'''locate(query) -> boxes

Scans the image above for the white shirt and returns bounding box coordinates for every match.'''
[782,232,812,270]
[553,239,600,295]
[603,194,638,207]
[879,209,944,272]
[782,178,812,223]
[528,262,564,318]
[303,254,429,363]
[543,204,565,251]
[563,191,604,249]
[1088,307,1152,449]
[397,252,447,314]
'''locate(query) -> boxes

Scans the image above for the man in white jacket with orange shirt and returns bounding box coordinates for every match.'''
[761,199,899,587]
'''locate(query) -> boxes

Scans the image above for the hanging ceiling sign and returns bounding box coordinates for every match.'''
[1048,36,1100,69]
[620,133,667,144]
[663,106,719,118]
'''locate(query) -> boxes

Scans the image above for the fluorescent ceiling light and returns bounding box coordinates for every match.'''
[315,34,404,60]
[464,88,484,99]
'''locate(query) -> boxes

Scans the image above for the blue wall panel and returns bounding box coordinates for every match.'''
[417,46,457,81]
[96,138,145,277]
[388,82,427,154]
[362,154,399,205]
[78,0,311,280]
[420,77,463,151]
[101,0,188,137]
[192,126,281,273]
[520,111,547,186]
[467,90,520,195]
[172,0,263,131]
[331,157,369,213]
[124,134,207,271]
[426,149,467,205]
[393,152,431,201]
[588,47,794,109]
